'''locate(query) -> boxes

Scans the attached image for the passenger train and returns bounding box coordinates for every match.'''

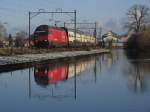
[33,25,96,47]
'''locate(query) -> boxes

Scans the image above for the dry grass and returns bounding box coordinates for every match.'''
[0,46,99,56]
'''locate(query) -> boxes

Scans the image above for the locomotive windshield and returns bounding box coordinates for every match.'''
[34,25,48,36]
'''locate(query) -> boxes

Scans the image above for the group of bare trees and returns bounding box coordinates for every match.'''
[0,22,7,40]
[125,4,150,51]
[15,31,27,47]
[126,4,150,33]
[0,22,27,47]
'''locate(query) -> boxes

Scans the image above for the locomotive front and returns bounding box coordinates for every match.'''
[34,25,49,47]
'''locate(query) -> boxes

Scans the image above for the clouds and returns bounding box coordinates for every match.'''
[0,0,148,34]
[101,18,123,34]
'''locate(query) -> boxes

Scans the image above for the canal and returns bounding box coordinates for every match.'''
[0,50,150,112]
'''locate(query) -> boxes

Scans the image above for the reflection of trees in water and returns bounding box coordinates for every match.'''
[127,62,146,93]
[124,50,150,92]
[101,52,113,68]
[125,49,150,60]
[101,50,120,69]
[124,50,150,93]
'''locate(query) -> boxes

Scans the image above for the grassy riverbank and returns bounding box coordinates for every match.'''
[0,49,109,67]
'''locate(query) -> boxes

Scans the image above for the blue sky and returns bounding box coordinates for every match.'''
[0,0,149,35]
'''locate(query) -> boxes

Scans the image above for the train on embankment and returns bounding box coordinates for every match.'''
[33,25,96,48]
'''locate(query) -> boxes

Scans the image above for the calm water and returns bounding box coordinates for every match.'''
[0,50,150,112]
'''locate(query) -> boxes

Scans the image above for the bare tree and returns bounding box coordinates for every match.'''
[15,31,27,47]
[8,34,13,47]
[0,22,7,39]
[126,4,150,32]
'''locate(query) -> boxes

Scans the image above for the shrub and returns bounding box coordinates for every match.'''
[126,28,150,52]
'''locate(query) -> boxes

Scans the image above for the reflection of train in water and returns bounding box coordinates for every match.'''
[34,64,68,86]
[34,57,96,86]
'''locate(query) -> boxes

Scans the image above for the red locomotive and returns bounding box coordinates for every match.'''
[34,25,68,47]
[33,25,96,47]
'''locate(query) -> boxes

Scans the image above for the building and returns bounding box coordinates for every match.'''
[102,31,119,48]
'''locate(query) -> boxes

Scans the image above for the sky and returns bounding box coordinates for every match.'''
[0,0,149,35]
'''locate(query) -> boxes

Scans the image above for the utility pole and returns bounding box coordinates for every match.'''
[74,10,77,47]
[95,22,97,45]
[29,11,31,48]
[64,22,66,27]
